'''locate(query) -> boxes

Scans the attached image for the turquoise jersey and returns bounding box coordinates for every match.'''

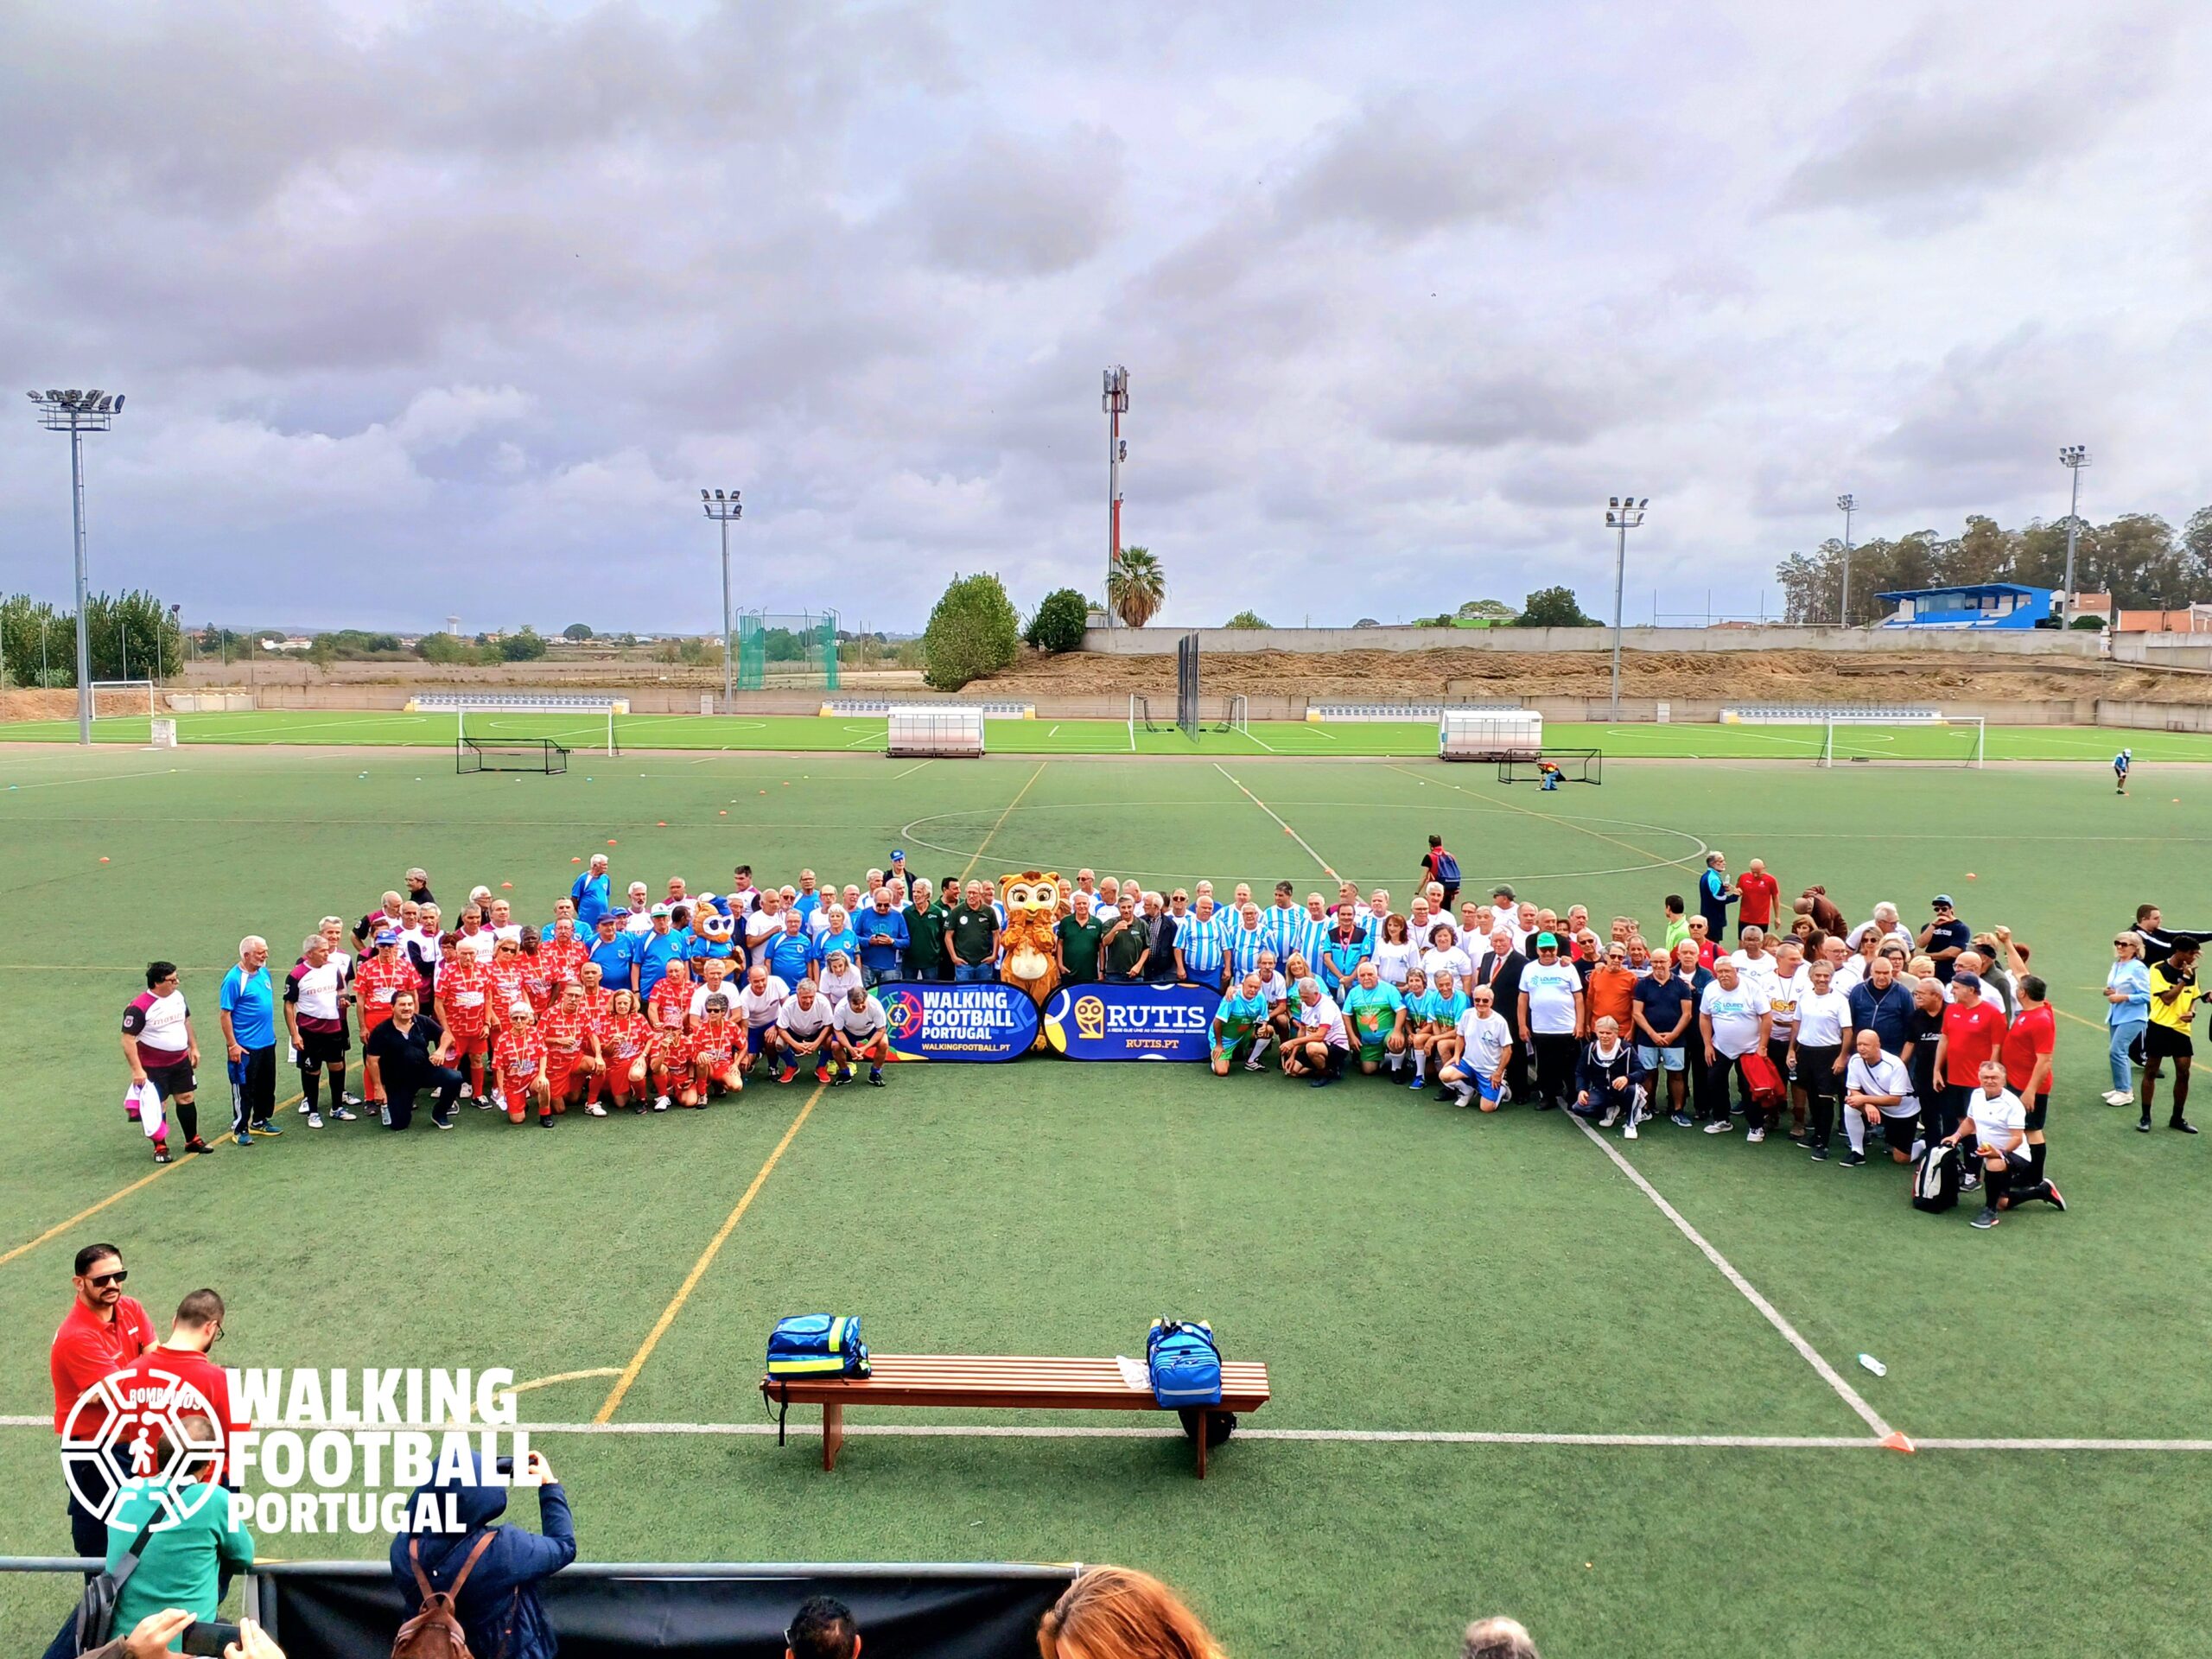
[1413,988,1470,1027]
[1342,982,1404,1046]
[1214,992,1267,1042]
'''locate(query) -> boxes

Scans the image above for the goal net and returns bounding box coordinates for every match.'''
[1499,749,1602,785]
[1719,705,1985,768]
[89,680,156,720]
[458,737,569,774]
[408,694,624,756]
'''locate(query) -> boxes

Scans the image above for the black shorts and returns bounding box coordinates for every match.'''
[1879,1112,1921,1154]
[297,1027,348,1068]
[2146,1024,2193,1061]
[143,1058,195,1098]
[2024,1092,2049,1132]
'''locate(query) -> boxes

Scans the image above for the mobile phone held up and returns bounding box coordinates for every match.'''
[182,1620,241,1656]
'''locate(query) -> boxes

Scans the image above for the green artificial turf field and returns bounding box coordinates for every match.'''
[4,742,2211,1656]
[8,704,2210,762]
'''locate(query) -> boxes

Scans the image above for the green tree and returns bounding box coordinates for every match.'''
[1223,609,1270,630]
[498,626,548,662]
[416,632,480,664]
[1512,586,1598,627]
[1456,598,1518,621]
[1,594,67,687]
[922,572,1020,691]
[82,590,185,681]
[306,634,339,669]
[1106,547,1166,628]
[1024,587,1090,654]
[563,622,593,641]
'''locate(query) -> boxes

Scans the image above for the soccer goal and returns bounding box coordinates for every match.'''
[1130,694,1171,738]
[89,679,156,721]
[458,737,569,774]
[1499,749,1602,785]
[1214,695,1249,734]
[1719,704,1985,768]
[408,694,625,756]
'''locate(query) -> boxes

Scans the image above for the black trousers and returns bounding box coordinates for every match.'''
[1799,1044,1843,1148]
[1532,1033,1579,1106]
[231,1044,276,1135]
[385,1065,465,1130]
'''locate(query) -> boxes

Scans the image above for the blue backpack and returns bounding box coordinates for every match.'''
[1147,1319,1222,1408]
[1433,848,1462,886]
[766,1314,870,1379]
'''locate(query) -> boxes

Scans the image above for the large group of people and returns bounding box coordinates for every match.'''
[117,835,2207,1230]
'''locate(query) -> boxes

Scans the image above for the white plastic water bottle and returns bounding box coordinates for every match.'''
[1857,1353,1886,1377]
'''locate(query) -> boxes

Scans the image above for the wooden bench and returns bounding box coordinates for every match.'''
[760,1353,1272,1478]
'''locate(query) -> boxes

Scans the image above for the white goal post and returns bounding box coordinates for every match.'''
[88,679,156,720]
[405,694,626,756]
[1719,704,1985,769]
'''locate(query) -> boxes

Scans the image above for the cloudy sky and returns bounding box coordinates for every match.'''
[2,0,2207,634]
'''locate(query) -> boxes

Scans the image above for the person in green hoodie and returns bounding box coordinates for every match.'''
[903,879,950,982]
[103,1415,254,1653]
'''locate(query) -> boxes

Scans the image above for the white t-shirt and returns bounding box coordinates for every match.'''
[777,995,833,1039]
[1846,1052,1916,1116]
[130,988,193,1055]
[1371,940,1420,987]
[832,995,887,1039]
[1834,956,1871,995]
[1297,995,1350,1049]
[623,911,653,936]
[1964,1086,2027,1149]
[1700,981,1770,1057]
[1521,962,1582,1035]
[1795,988,1853,1049]
[737,976,790,1026]
[493,924,524,944]
[690,979,741,1021]
[816,961,862,1002]
[1454,1008,1512,1077]
[724,888,759,916]
[456,930,497,963]
[1762,965,1806,1033]
[746,910,782,951]
[1257,970,1290,1007]
[291,961,346,1023]
[1421,945,1473,983]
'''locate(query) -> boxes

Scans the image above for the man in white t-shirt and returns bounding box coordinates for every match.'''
[830,986,890,1087]
[774,980,834,1084]
[1281,977,1350,1086]
[1699,957,1773,1141]
[1440,986,1514,1110]
[622,883,654,935]
[1757,938,1807,1135]
[1791,957,1854,1163]
[688,957,738,1024]
[1844,1028,1917,1167]
[1946,1058,2064,1227]
[1517,934,1585,1110]
[735,964,790,1076]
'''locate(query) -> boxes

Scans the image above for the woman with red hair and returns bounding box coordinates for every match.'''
[1037,1567,1224,1659]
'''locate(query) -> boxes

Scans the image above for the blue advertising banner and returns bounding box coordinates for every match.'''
[880,981,1039,1062]
[1040,982,1223,1061]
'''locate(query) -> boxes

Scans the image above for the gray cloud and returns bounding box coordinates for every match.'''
[899,126,1127,277]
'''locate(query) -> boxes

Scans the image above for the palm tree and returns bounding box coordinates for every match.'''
[1107,546,1166,628]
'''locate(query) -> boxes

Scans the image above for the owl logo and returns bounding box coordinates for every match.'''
[1075,995,1106,1039]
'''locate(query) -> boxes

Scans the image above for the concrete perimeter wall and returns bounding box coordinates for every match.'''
[1079,626,2105,658]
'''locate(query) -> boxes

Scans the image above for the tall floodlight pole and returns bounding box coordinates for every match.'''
[701,489,742,706]
[1605,494,1648,718]
[27,388,124,745]
[2059,447,2089,628]
[1103,366,1128,626]
[1835,493,1856,626]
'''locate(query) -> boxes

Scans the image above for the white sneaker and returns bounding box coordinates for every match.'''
[459,1083,474,1100]
[296,1099,311,1114]
[1703,1119,1733,1134]
[585,1103,607,1117]
[342,1092,363,1107]
[307,1111,324,1128]
[1623,1120,1638,1140]
[1600,1106,1620,1128]
[2103,1090,2133,1106]
[1746,1127,1766,1144]
[655,1093,671,1110]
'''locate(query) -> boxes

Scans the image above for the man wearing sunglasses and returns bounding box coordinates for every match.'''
[49,1243,156,1561]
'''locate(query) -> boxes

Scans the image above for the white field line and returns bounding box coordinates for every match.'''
[3,768,182,791]
[1211,764,1339,880]
[1564,1114,1898,1442]
[3,1414,2200,1452]
[891,760,934,780]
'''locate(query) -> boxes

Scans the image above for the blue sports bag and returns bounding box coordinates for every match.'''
[1147,1319,1223,1408]
[766,1313,870,1379]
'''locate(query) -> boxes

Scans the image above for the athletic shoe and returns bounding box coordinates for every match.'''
[2043,1182,2067,1211]
[296,1099,311,1114]
[186,1138,214,1155]
[1961,1172,1981,1192]
[538,1112,554,1127]
[2172,1118,2199,1135]
[477,1096,498,1109]
[2102,1090,2132,1106]
[1407,1073,1424,1090]
[432,1115,455,1130]
[1839,1151,1866,1168]
[585,1103,607,1116]
[1243,1057,1263,1072]
[306,1111,324,1128]
[1808,1144,1827,1161]
[1703,1119,1733,1135]
[1434,1088,1459,1103]
[1746,1127,1766,1144]
[1599,1106,1620,1128]
[778,1066,798,1084]
[814,1064,832,1083]
[2138,1117,2153,1133]
[1534,1098,1556,1111]
[251,1121,283,1137]
[1623,1120,1638,1141]
[233,1130,253,1148]
[341,1092,363,1107]
[458,1083,474,1100]
[652,1097,669,1112]
[867,1070,885,1087]
[1969,1207,1999,1230]
[1670,1112,1695,1129]
[332,1105,357,1122]
[153,1144,171,1164]
[1309,1073,1333,1088]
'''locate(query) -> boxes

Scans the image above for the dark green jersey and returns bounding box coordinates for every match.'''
[1056,916,1108,982]
[948,903,999,966]
[904,903,947,972]
[1102,916,1149,976]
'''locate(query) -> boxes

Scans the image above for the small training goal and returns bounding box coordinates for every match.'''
[1719,705,1985,768]
[458,737,569,774]
[89,680,157,721]
[1499,749,1602,785]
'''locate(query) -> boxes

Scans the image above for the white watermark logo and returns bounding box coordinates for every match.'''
[62,1367,539,1537]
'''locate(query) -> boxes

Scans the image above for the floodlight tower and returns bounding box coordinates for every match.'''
[1103,366,1128,626]
[1835,493,1856,625]
[2059,447,2089,627]
[1605,494,1648,719]
[702,488,743,705]
[27,388,124,745]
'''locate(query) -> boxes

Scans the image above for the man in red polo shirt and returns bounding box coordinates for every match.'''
[101,1288,245,1487]
[2002,960,2060,1195]
[50,1243,156,1559]
[1737,859,1780,936]
[1933,970,2008,1192]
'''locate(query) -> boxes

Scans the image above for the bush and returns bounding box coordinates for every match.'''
[1224,610,1269,630]
[923,573,1020,691]
[1024,588,1090,655]
[1512,586,1599,627]
[563,622,593,641]
[499,627,548,661]
[2069,614,2107,631]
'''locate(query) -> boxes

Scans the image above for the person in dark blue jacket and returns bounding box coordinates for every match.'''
[1572,1015,1649,1135]
[1698,853,1737,944]
[391,1450,575,1659]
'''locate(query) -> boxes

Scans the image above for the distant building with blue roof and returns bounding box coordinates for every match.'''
[1873,582,2056,630]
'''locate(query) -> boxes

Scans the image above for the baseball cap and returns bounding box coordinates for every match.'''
[1535,931,1560,950]
[649,902,670,917]
[890,849,906,860]
[1953,969,1982,990]
[1930,894,1955,908]
[374,929,401,945]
